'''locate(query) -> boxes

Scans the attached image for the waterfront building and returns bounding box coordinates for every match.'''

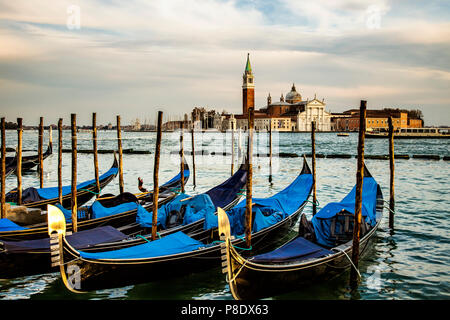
[333,109,424,131]
[232,54,332,132]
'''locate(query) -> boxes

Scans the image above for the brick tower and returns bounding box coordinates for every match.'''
[242,53,255,115]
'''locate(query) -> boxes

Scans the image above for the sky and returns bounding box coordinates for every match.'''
[0,0,449,126]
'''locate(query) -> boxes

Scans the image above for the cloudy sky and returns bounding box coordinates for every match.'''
[0,0,449,126]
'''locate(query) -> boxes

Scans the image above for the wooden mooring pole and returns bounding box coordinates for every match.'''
[16,118,23,205]
[116,115,124,194]
[71,114,78,233]
[311,121,317,216]
[191,126,196,188]
[180,122,185,194]
[38,117,44,188]
[231,125,235,176]
[245,107,255,248]
[269,124,272,183]
[93,113,100,197]
[350,100,367,287]
[152,111,163,240]
[1,118,5,218]
[58,118,63,205]
[388,116,395,229]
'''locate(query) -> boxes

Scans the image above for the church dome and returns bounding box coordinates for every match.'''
[285,83,302,104]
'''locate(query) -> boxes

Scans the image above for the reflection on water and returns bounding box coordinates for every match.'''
[1,131,449,300]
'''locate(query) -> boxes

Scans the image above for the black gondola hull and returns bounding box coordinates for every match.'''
[57,203,306,292]
[227,224,379,300]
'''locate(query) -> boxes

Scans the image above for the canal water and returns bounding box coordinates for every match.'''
[0,130,448,300]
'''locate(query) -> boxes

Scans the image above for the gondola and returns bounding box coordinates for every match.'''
[0,162,246,279]
[4,153,118,211]
[3,155,17,178]
[49,157,313,292]
[21,142,53,171]
[219,165,383,300]
[0,157,188,242]
[1,142,53,173]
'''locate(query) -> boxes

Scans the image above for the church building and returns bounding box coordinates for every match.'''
[226,54,332,132]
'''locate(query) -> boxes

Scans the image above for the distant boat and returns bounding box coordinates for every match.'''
[366,127,450,139]
[337,133,349,137]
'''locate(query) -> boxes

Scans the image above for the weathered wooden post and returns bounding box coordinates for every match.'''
[48,125,52,150]
[1,118,5,218]
[311,120,317,216]
[116,115,124,194]
[238,128,242,163]
[350,100,367,286]
[245,107,255,247]
[58,118,63,205]
[191,126,196,188]
[71,114,78,233]
[388,116,395,229]
[152,111,163,240]
[38,117,44,188]
[231,124,235,176]
[269,123,273,183]
[92,113,100,198]
[180,122,185,194]
[16,118,23,205]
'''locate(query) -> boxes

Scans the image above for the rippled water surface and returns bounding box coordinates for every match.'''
[0,130,449,300]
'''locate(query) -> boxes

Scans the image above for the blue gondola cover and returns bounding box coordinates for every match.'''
[204,172,313,235]
[136,193,216,229]
[36,166,118,199]
[78,231,204,260]
[0,218,28,231]
[311,177,379,248]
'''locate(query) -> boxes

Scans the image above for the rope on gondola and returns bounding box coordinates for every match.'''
[79,188,101,195]
[136,233,160,242]
[60,257,82,266]
[333,247,361,279]
[226,258,249,284]
[306,199,320,208]
[383,200,396,215]
[169,187,182,194]
[211,238,252,251]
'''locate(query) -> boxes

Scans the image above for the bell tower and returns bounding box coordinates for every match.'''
[242,53,254,115]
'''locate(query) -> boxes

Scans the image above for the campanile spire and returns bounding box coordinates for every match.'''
[242,53,255,115]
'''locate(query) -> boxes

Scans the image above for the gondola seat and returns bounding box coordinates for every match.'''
[1,226,128,253]
[250,237,333,264]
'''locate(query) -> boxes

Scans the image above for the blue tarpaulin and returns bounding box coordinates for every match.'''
[311,176,379,248]
[204,172,313,235]
[0,218,28,231]
[136,193,216,229]
[79,231,204,260]
[90,201,139,219]
[36,167,118,199]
